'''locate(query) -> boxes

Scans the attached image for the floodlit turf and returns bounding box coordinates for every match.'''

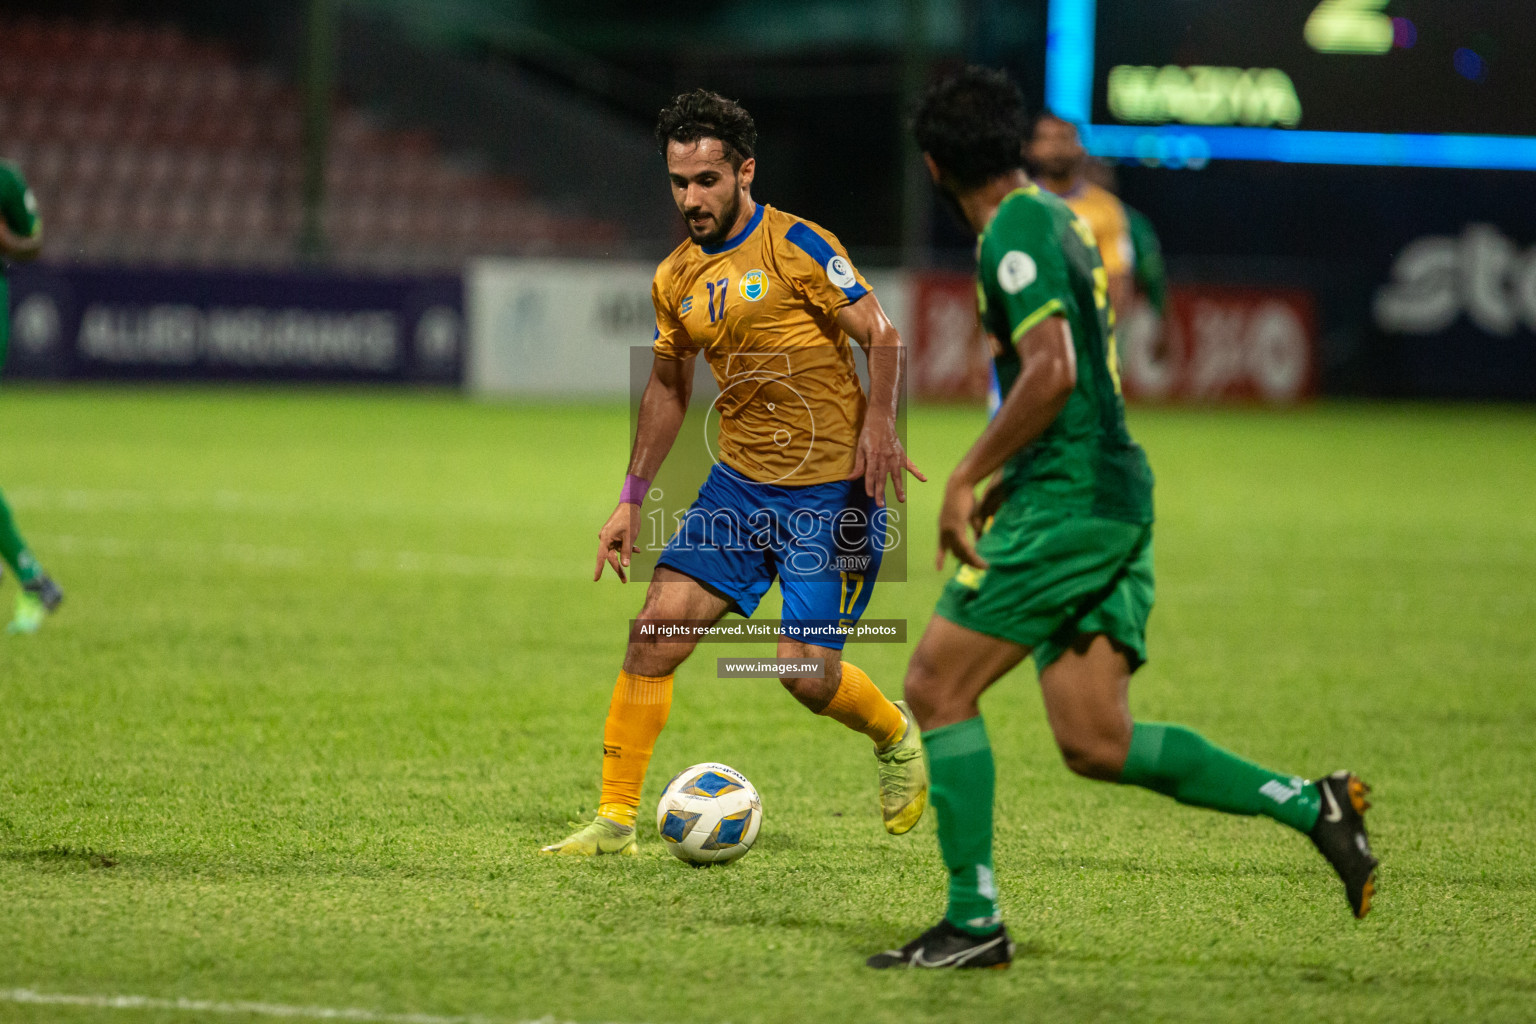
[1,387,1534,1024]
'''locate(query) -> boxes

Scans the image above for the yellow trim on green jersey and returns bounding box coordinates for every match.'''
[1010,298,1064,341]
[976,181,1154,525]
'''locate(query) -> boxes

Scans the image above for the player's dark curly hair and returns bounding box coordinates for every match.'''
[911,66,1029,191]
[655,89,757,168]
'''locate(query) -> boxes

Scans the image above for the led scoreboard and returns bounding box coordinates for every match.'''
[1047,0,1536,169]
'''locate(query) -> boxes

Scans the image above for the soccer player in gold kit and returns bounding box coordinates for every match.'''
[542,90,928,855]
[1028,113,1137,319]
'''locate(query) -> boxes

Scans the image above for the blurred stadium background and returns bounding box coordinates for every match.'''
[3,4,1536,1022]
[4,0,1532,401]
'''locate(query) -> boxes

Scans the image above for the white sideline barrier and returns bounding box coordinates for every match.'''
[466,256,911,397]
[466,258,654,396]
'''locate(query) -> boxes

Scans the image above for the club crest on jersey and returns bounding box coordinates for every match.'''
[680,295,694,316]
[825,255,858,289]
[738,269,768,301]
[997,250,1037,294]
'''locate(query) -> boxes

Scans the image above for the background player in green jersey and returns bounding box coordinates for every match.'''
[1083,157,1167,316]
[867,67,1377,970]
[1124,204,1166,317]
[0,159,64,634]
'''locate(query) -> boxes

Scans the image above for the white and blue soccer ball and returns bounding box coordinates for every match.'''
[656,762,762,865]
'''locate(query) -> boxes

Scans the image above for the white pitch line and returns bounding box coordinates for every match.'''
[4,486,578,526]
[31,533,569,582]
[0,988,582,1024]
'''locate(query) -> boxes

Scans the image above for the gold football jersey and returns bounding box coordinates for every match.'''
[1059,181,1135,279]
[652,203,872,486]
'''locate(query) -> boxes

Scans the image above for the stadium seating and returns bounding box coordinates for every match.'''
[0,15,622,270]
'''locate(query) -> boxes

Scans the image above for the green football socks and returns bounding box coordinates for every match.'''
[0,487,42,585]
[925,716,1001,934]
[1121,722,1321,833]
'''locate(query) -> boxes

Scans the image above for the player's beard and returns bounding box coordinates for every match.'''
[1033,152,1080,185]
[687,188,742,248]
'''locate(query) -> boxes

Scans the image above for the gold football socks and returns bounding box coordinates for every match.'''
[819,662,905,749]
[597,670,674,826]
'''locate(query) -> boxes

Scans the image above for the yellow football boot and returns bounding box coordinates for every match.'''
[877,700,928,834]
[539,814,639,856]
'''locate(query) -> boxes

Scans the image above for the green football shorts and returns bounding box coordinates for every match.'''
[934,500,1155,671]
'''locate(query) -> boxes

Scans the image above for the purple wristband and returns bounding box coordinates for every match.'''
[620,474,650,505]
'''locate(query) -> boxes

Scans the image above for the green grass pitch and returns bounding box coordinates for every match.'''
[1,387,1533,1024]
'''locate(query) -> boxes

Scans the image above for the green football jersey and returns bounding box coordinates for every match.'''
[1124,203,1167,316]
[0,160,42,364]
[976,184,1153,524]
[0,160,40,252]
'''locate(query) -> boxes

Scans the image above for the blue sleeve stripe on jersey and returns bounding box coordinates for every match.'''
[699,202,766,255]
[785,222,868,303]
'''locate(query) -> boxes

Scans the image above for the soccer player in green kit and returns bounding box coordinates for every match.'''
[868,68,1377,970]
[0,158,64,634]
